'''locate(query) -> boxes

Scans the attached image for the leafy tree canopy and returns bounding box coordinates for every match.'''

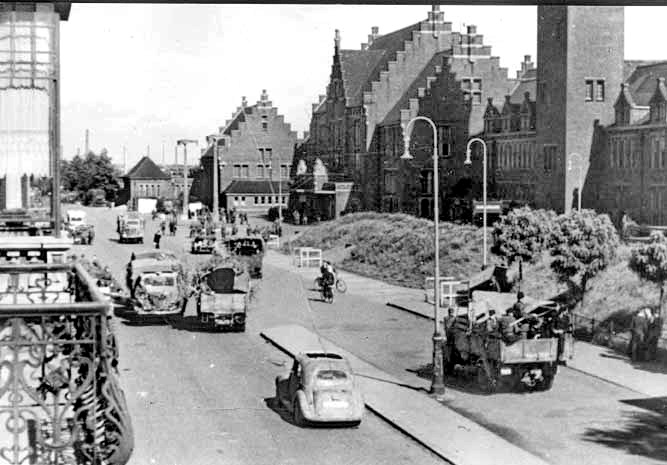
[61,149,121,202]
[629,232,667,291]
[550,209,619,291]
[492,207,557,266]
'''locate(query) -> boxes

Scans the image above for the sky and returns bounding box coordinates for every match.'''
[58,4,667,171]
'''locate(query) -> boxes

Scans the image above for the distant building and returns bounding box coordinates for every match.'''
[160,164,195,201]
[199,90,298,215]
[116,156,170,208]
[587,63,667,225]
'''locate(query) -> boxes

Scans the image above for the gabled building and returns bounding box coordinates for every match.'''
[116,156,170,208]
[587,63,667,225]
[297,6,522,220]
[199,90,298,215]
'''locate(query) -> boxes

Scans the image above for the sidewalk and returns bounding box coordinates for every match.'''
[389,298,667,397]
[266,250,667,397]
[261,324,549,465]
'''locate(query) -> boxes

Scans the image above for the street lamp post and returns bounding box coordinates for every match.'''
[208,136,225,223]
[269,152,283,226]
[401,116,445,397]
[464,138,488,269]
[177,139,198,221]
[568,152,583,211]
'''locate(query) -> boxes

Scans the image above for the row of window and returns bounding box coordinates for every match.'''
[497,143,536,169]
[585,79,605,102]
[610,136,667,170]
[461,78,482,105]
[232,195,287,205]
[232,164,290,179]
[136,183,160,197]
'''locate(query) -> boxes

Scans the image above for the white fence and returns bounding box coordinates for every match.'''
[292,247,322,268]
[424,277,465,307]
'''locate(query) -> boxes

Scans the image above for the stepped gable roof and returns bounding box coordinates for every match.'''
[361,23,422,95]
[339,49,386,107]
[625,61,667,106]
[381,51,449,125]
[509,68,536,104]
[223,180,290,195]
[124,156,170,180]
[222,106,251,136]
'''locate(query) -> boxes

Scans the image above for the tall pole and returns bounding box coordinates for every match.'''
[177,139,198,220]
[568,152,583,211]
[465,137,488,269]
[213,140,219,223]
[123,145,127,174]
[402,116,444,396]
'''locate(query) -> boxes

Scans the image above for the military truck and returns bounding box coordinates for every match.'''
[65,209,95,244]
[224,236,264,279]
[117,212,145,243]
[443,290,573,392]
[194,264,249,331]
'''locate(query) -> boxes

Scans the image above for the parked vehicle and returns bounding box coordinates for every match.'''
[275,352,364,426]
[194,265,249,331]
[225,237,264,279]
[65,209,95,244]
[117,212,145,243]
[444,290,572,392]
[124,254,186,317]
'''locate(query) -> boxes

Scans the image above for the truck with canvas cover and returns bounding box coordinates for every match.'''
[65,209,95,244]
[117,212,145,243]
[443,290,573,392]
[194,264,249,331]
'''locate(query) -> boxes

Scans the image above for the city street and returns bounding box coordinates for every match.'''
[70,206,444,465]
[73,206,665,465]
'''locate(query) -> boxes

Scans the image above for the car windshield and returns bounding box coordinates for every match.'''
[314,369,349,386]
[142,274,175,287]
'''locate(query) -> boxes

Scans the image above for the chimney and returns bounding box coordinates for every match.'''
[467,25,476,35]
[84,129,89,154]
[241,96,247,108]
[368,26,379,46]
[334,29,341,52]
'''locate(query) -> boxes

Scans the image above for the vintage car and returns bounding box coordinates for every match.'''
[125,256,186,317]
[225,237,264,279]
[275,352,364,426]
[117,213,145,243]
[195,265,248,331]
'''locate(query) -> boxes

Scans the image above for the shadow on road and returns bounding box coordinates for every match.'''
[263,396,295,426]
[167,315,244,334]
[582,410,667,462]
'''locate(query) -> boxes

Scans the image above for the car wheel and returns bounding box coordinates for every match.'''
[293,398,305,426]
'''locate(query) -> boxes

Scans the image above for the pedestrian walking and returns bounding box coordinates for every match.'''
[154,229,162,249]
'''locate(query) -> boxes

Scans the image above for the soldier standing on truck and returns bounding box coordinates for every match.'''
[498,309,518,344]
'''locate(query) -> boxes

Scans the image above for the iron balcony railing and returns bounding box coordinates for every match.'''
[0,261,133,465]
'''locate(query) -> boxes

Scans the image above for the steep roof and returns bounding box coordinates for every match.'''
[124,156,170,180]
[624,60,665,82]
[509,68,536,104]
[382,52,448,125]
[625,61,667,106]
[340,49,386,107]
[223,180,290,195]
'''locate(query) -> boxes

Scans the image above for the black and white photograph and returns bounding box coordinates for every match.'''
[1,2,667,464]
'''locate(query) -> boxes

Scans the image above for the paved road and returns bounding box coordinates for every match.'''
[71,206,444,465]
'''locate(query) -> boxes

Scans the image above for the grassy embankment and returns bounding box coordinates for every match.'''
[282,212,659,330]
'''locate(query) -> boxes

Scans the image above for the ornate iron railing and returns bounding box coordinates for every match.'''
[0,262,133,465]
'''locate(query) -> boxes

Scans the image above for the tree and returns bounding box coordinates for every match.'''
[550,209,619,310]
[492,207,557,272]
[629,232,667,318]
[61,150,121,201]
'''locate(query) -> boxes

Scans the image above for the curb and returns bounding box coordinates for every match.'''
[386,301,434,320]
[260,330,456,465]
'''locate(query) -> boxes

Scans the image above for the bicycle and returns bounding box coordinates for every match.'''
[314,275,347,293]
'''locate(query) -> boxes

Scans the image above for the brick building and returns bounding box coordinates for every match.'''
[297,6,522,219]
[586,63,667,225]
[199,90,297,215]
[482,6,625,214]
[116,156,171,208]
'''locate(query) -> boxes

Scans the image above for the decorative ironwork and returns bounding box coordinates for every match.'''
[0,262,133,465]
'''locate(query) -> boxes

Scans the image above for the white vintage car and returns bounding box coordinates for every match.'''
[275,352,364,427]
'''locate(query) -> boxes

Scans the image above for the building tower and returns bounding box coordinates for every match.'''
[536,6,624,212]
